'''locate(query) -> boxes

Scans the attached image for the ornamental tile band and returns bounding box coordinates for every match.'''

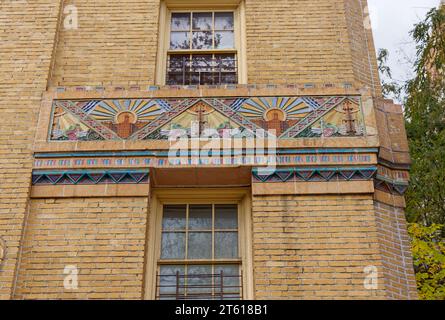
[252,166,378,183]
[374,176,409,196]
[32,149,377,170]
[49,96,365,141]
[32,170,149,186]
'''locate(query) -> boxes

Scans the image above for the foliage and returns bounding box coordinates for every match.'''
[378,7,445,299]
[377,48,402,100]
[404,7,445,229]
[408,223,445,300]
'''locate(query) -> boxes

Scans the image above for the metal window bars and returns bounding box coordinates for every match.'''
[156,270,243,300]
[166,55,238,86]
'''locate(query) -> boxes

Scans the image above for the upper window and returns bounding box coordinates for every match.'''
[169,12,235,50]
[166,11,238,85]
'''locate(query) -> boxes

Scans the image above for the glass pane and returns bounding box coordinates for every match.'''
[170,31,190,50]
[215,204,238,229]
[188,204,212,230]
[159,265,185,299]
[214,265,241,299]
[187,232,212,259]
[215,31,234,49]
[192,12,212,30]
[161,232,185,259]
[189,72,200,85]
[162,205,186,230]
[221,73,237,84]
[192,31,213,49]
[215,232,238,259]
[169,54,189,69]
[187,265,212,298]
[215,54,236,72]
[215,12,234,30]
[200,72,217,85]
[167,72,185,85]
[192,55,213,72]
[171,13,190,31]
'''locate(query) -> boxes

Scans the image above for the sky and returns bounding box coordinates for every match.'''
[368,0,441,84]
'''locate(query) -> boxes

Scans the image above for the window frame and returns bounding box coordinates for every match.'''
[169,11,236,51]
[158,203,242,300]
[144,188,253,300]
[159,203,241,263]
[156,1,247,85]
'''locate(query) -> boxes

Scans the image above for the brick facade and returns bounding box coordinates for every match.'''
[14,197,148,299]
[374,201,418,299]
[0,0,417,300]
[0,0,61,299]
[252,194,386,299]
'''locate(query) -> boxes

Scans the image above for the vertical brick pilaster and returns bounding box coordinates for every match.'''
[374,201,418,299]
[0,0,61,299]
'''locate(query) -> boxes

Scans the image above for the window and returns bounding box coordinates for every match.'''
[156,204,242,300]
[159,6,245,86]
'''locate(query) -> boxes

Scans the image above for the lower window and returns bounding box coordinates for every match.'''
[156,204,242,300]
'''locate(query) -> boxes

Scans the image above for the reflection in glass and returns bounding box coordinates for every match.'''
[169,54,189,71]
[188,204,212,229]
[192,31,213,49]
[170,31,190,50]
[215,232,238,258]
[215,31,234,49]
[215,204,238,229]
[159,265,185,299]
[162,205,186,230]
[188,232,212,259]
[214,264,241,299]
[192,55,213,72]
[161,232,186,259]
[220,73,237,84]
[171,13,190,31]
[187,265,212,298]
[192,12,212,30]
[215,12,234,30]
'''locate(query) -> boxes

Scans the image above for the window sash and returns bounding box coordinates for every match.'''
[157,263,242,300]
[159,203,240,262]
[169,11,236,51]
[166,53,238,85]
[157,203,242,300]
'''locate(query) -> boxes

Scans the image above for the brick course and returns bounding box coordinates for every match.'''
[14,197,149,300]
[0,0,417,300]
[374,201,418,299]
[0,0,61,299]
[252,194,386,299]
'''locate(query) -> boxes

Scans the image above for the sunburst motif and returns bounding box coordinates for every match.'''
[89,99,167,122]
[238,97,319,120]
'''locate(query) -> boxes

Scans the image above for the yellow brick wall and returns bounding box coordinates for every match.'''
[374,201,418,299]
[344,0,382,95]
[245,0,353,85]
[50,0,161,87]
[50,0,380,92]
[251,194,387,299]
[0,0,61,299]
[14,197,149,300]
[0,0,413,301]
